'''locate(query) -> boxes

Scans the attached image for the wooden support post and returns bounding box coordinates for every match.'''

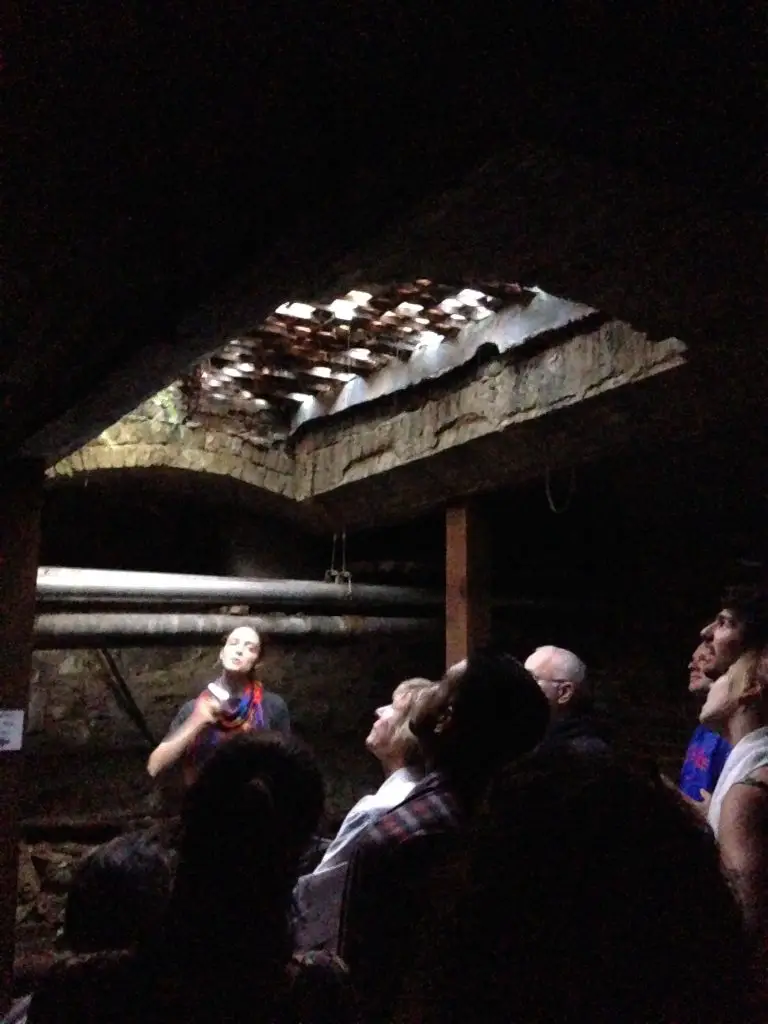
[0,460,44,1012]
[445,502,491,669]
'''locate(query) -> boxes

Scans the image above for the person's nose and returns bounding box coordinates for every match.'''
[700,621,714,641]
[375,705,391,719]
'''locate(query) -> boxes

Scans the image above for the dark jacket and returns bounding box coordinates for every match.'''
[537,711,612,757]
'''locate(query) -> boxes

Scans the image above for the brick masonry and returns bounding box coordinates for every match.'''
[47,321,689,529]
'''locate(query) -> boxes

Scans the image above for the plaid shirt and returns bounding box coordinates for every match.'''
[338,771,463,1023]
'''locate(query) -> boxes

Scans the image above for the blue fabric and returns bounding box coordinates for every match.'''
[680,725,732,801]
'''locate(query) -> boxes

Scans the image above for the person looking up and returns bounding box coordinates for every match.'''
[681,586,768,804]
[524,645,610,755]
[294,677,432,952]
[679,642,732,803]
[339,650,549,1023]
[699,649,768,968]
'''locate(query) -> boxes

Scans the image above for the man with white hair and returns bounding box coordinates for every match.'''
[524,645,611,755]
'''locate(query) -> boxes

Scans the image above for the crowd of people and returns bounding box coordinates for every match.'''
[7,584,768,1022]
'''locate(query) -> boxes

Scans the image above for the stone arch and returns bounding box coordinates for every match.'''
[47,419,296,500]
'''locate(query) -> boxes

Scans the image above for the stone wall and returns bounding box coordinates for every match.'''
[16,636,697,970]
[24,635,697,822]
[16,633,442,965]
[19,581,705,967]
[24,633,443,824]
[19,487,446,964]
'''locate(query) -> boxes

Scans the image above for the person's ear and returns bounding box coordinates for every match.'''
[433,703,455,735]
[739,686,761,709]
[556,682,574,706]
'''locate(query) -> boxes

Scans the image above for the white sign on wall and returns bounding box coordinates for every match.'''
[0,710,25,752]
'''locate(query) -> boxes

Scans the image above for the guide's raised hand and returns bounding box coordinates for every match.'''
[192,693,222,727]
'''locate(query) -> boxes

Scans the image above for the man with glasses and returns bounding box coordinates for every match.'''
[525,645,610,755]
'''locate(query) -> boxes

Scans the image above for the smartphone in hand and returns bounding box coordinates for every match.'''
[207,682,230,703]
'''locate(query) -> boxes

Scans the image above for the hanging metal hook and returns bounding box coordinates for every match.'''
[324,532,339,584]
[324,529,352,593]
[336,528,353,595]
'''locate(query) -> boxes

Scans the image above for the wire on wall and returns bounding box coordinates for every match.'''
[544,465,576,514]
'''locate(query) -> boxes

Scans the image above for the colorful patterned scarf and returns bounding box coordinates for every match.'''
[186,680,265,778]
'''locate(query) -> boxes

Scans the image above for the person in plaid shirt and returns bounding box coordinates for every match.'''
[338,650,549,1023]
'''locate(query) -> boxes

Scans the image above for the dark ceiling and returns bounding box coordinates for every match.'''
[6,2,764,462]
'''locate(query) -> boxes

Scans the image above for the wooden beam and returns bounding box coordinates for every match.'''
[0,460,43,1012]
[445,502,491,669]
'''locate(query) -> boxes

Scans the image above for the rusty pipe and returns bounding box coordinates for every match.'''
[33,612,440,649]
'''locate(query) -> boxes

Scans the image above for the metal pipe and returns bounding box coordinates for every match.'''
[36,567,443,611]
[33,612,440,649]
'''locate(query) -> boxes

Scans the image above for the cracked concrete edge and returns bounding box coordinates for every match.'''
[293,323,687,496]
